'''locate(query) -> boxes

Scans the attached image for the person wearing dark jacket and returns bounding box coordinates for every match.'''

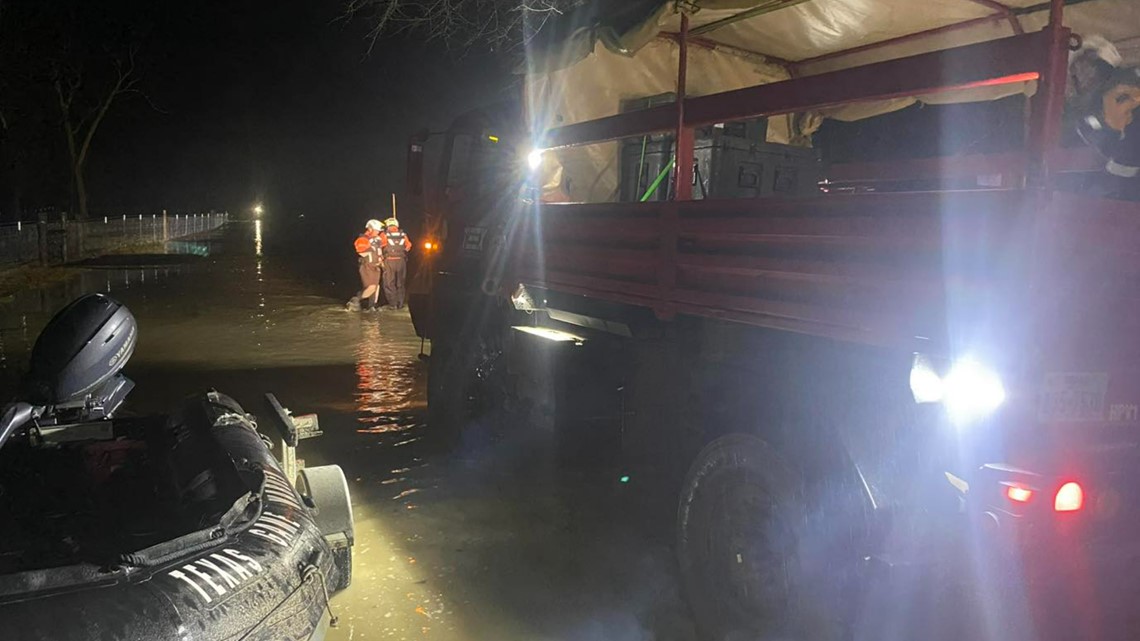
[1070,37,1140,200]
[379,217,412,310]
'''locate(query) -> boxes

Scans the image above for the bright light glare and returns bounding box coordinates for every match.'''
[1054,481,1084,512]
[511,325,585,344]
[424,241,434,250]
[943,359,1006,424]
[253,204,264,216]
[910,355,1006,424]
[1006,485,1033,503]
[527,148,544,171]
[909,357,944,403]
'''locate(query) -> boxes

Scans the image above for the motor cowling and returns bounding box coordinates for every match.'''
[26,293,137,406]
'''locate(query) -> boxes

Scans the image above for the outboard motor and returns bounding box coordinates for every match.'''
[0,293,137,450]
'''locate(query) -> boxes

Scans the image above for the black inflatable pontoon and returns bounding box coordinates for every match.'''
[0,294,354,641]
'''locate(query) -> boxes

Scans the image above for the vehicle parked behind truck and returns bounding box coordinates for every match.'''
[409,1,1140,639]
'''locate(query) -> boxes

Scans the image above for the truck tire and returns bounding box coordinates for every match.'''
[677,434,846,641]
[296,465,354,592]
[427,327,510,449]
[427,338,466,447]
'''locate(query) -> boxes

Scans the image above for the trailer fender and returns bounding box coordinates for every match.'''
[296,465,354,592]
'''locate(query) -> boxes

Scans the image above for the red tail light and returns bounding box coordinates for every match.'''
[1006,486,1033,503]
[1054,481,1084,512]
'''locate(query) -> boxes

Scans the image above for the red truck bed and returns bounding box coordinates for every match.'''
[516,188,1140,352]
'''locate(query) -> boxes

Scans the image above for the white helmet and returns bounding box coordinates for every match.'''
[365,219,383,231]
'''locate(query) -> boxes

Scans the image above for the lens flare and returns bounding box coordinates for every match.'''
[527,148,544,171]
[943,359,1006,424]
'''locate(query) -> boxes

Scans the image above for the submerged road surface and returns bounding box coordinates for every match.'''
[0,221,696,641]
[0,221,1034,641]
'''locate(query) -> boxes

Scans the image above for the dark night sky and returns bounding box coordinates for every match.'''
[15,0,1024,227]
[79,1,512,223]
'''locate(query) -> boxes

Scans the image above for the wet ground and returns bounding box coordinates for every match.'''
[5,221,1121,641]
[0,221,696,641]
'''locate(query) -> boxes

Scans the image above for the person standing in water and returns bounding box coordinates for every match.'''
[347,219,384,312]
[378,217,412,310]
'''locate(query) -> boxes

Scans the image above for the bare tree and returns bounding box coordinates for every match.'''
[344,0,584,53]
[52,51,140,218]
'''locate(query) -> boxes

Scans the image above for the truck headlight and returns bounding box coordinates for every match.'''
[910,354,1006,424]
[527,148,545,171]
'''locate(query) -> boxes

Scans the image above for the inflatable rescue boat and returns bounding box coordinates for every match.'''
[0,294,354,640]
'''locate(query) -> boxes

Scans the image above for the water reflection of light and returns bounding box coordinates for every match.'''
[250,219,268,338]
[354,321,425,434]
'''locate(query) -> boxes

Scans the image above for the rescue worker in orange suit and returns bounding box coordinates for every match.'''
[378,217,412,309]
[351,219,384,312]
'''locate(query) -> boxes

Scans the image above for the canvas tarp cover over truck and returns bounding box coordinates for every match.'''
[525,0,1140,203]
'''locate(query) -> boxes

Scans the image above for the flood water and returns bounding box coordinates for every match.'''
[0,221,695,641]
[2,220,1072,641]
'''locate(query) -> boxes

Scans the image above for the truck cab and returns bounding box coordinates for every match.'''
[405,103,525,343]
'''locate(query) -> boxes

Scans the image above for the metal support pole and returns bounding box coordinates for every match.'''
[963,0,1023,35]
[673,12,694,202]
[162,210,169,241]
[1026,0,1069,185]
[74,218,84,259]
[36,214,48,266]
[60,213,69,263]
[657,10,690,320]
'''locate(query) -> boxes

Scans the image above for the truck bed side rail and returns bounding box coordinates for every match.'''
[516,191,1032,347]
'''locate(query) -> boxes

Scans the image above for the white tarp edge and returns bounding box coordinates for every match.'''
[527,0,1138,202]
[529,38,792,202]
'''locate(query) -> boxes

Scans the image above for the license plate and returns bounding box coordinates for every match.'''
[462,227,486,251]
[1039,373,1109,422]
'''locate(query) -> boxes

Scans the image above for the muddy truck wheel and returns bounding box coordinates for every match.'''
[427,338,464,446]
[427,330,509,449]
[677,434,849,641]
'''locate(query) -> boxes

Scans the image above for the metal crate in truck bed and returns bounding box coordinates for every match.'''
[619,116,819,201]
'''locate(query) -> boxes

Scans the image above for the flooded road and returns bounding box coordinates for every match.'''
[0,221,1103,641]
[0,221,695,641]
